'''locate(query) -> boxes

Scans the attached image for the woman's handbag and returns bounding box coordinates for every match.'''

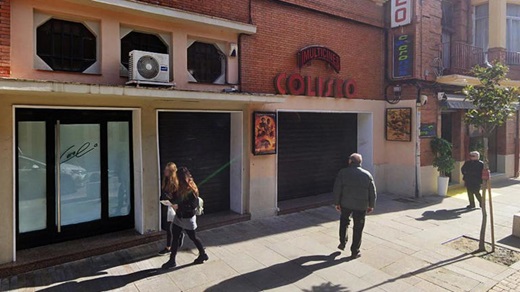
[195,197,204,216]
[167,205,176,222]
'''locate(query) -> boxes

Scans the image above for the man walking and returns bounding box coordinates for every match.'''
[461,151,484,209]
[333,153,376,259]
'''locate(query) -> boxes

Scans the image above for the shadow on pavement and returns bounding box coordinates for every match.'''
[36,268,160,292]
[415,207,476,221]
[36,263,195,292]
[204,252,350,292]
[356,253,474,292]
[498,235,520,250]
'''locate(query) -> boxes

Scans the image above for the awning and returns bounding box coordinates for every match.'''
[439,94,475,110]
[440,94,520,110]
[0,79,286,104]
[437,74,520,88]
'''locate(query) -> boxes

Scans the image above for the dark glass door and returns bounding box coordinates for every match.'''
[16,109,134,249]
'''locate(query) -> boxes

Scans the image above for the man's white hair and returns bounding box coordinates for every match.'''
[470,151,480,159]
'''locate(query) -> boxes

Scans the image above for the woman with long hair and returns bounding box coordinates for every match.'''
[162,166,208,269]
[159,162,182,255]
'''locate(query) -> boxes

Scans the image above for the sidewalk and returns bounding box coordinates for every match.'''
[2,178,520,291]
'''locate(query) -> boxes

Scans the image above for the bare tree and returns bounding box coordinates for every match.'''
[464,62,520,251]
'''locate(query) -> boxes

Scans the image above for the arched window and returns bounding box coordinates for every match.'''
[36,18,97,72]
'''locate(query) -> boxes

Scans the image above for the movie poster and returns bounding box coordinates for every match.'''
[253,112,277,155]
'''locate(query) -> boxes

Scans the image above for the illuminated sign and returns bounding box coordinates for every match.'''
[393,34,413,79]
[391,0,412,28]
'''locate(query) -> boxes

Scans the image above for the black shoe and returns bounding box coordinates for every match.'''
[158,248,171,255]
[194,253,209,264]
[161,259,177,269]
[350,252,361,259]
[178,232,185,248]
[337,243,346,251]
[466,205,476,209]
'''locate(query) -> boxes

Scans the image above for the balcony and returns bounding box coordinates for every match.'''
[442,42,486,75]
[506,51,520,66]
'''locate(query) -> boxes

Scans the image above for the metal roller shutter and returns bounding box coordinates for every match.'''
[278,112,357,201]
[158,112,231,213]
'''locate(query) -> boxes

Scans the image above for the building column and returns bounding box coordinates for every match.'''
[488,0,507,62]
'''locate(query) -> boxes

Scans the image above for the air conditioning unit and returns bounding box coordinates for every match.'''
[127,50,173,86]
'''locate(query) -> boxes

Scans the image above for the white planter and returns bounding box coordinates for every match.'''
[437,176,450,197]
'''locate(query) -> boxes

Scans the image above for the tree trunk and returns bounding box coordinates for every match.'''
[479,136,490,251]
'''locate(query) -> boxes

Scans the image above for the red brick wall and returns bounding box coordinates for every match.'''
[137,0,251,23]
[276,0,383,28]
[241,0,385,99]
[0,0,10,77]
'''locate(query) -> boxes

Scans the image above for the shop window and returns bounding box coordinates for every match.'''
[187,41,226,84]
[474,4,489,51]
[120,31,168,70]
[36,18,97,72]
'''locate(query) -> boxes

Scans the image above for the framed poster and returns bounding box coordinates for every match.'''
[253,112,277,155]
[386,108,412,142]
[420,123,436,138]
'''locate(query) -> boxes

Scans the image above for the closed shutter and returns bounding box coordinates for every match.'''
[158,112,231,213]
[278,112,357,201]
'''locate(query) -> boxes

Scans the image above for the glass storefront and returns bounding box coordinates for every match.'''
[16,109,134,249]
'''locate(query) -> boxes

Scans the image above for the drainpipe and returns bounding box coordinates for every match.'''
[515,109,519,177]
[416,107,422,197]
[237,0,253,92]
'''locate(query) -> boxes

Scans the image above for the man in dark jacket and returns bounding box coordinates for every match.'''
[461,151,484,209]
[333,153,376,259]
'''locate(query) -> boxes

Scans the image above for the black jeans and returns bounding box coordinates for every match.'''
[339,208,367,254]
[466,185,482,207]
[166,221,173,247]
[169,224,205,262]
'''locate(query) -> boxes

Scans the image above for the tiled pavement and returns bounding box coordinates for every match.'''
[2,178,520,291]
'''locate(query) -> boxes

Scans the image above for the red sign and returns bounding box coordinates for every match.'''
[297,46,341,73]
[274,73,357,98]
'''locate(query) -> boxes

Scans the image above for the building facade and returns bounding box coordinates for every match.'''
[393,0,520,194]
[0,0,517,265]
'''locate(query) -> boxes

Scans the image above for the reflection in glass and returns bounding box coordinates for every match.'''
[18,122,47,233]
[59,124,101,225]
[108,122,131,217]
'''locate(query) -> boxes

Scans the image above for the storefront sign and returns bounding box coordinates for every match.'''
[393,34,413,79]
[274,73,357,98]
[391,0,412,28]
[297,46,341,73]
[420,123,436,138]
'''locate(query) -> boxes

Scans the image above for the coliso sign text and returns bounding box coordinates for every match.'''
[274,73,357,98]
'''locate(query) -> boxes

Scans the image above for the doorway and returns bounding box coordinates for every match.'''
[16,109,134,249]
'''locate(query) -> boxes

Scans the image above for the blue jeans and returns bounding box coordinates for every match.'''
[339,208,366,254]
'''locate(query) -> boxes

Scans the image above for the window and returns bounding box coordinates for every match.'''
[187,41,226,84]
[120,31,168,70]
[36,18,96,72]
[474,4,489,51]
[442,1,454,30]
[507,4,520,53]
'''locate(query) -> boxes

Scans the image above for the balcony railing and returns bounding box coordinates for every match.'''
[442,42,486,75]
[506,51,520,65]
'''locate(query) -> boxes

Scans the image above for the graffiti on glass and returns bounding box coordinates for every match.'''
[60,142,98,163]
